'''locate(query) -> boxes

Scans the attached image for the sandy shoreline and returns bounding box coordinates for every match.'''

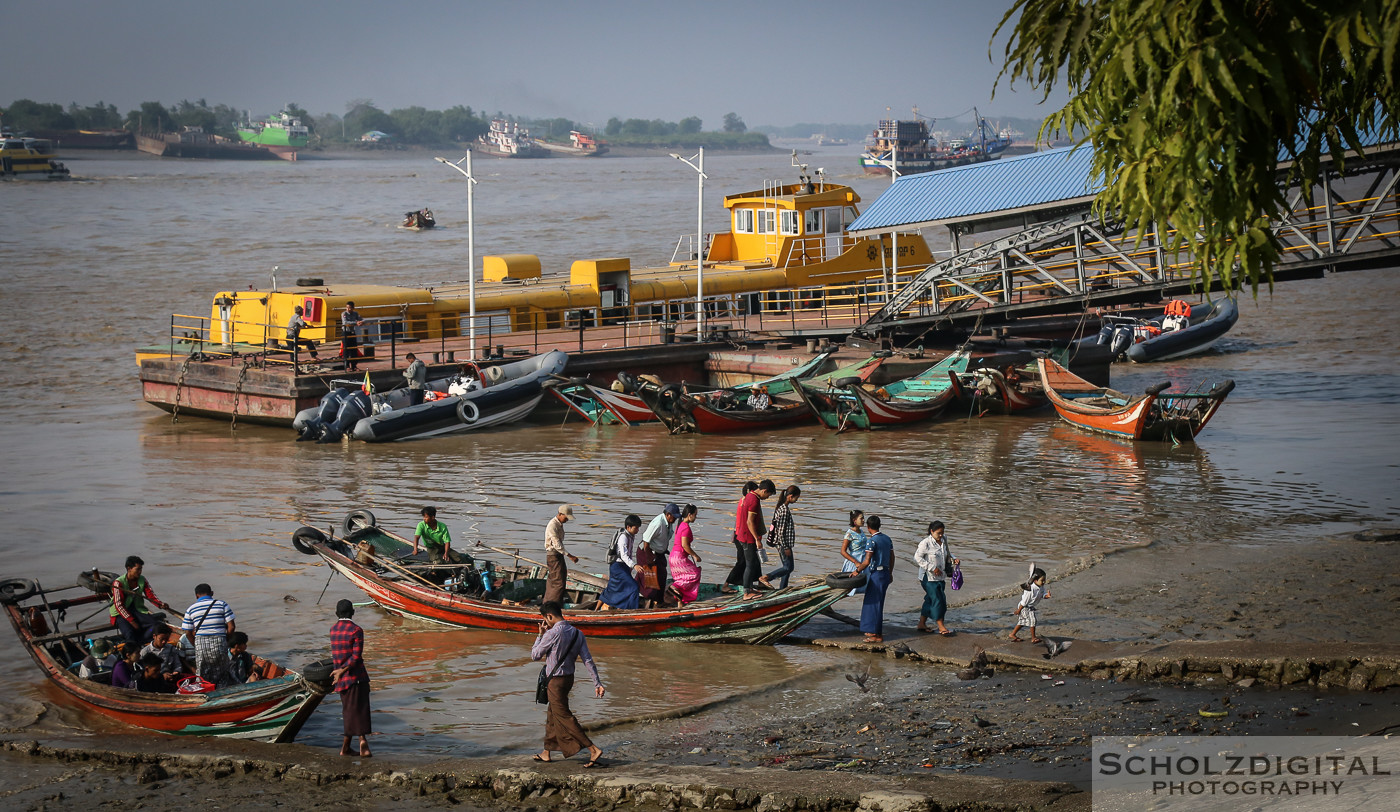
[1,525,1396,809]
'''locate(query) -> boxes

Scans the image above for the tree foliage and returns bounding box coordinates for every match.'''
[2,99,74,130]
[67,101,122,130]
[994,0,1400,292]
[722,112,747,133]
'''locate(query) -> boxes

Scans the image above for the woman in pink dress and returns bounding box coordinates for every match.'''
[667,505,702,605]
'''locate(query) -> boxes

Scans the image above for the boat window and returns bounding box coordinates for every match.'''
[756,210,776,234]
[734,209,754,234]
[780,210,800,236]
[804,209,823,234]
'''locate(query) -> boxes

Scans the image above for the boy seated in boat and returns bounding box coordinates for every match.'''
[746,386,771,411]
[135,653,176,693]
[139,626,190,682]
[227,631,268,683]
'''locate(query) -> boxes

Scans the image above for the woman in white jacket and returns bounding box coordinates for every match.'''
[913,521,958,635]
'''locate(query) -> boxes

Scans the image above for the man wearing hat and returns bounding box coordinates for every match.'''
[543,506,578,605]
[642,504,682,604]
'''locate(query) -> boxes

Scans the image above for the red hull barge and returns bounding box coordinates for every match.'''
[1037,358,1234,442]
[0,577,329,741]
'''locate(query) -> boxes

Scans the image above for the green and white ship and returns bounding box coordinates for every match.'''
[236,111,309,160]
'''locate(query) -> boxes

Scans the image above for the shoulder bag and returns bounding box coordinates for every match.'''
[535,626,582,704]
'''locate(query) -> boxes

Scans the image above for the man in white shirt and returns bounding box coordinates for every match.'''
[642,504,681,599]
[182,583,236,687]
[544,505,579,605]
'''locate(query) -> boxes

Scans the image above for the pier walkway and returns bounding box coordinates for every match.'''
[846,139,1400,341]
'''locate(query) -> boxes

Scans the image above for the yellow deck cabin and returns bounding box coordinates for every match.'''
[205,176,933,349]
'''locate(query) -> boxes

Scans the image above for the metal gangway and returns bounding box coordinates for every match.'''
[854,142,1400,338]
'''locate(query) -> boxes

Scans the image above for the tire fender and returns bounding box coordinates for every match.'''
[0,577,39,603]
[342,510,377,536]
[292,526,328,556]
[656,383,684,414]
[825,571,868,589]
[457,398,480,424]
[76,571,117,595]
[833,376,864,388]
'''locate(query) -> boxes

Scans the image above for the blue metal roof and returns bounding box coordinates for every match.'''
[848,146,1103,235]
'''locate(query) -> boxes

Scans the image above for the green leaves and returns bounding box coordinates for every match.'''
[993,0,1397,292]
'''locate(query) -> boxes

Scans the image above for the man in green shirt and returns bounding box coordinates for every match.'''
[413,506,465,565]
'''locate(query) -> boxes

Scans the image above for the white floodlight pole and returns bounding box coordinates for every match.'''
[891,145,899,296]
[434,153,479,359]
[670,148,707,338]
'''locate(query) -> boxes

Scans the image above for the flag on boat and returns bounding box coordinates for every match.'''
[363,371,373,395]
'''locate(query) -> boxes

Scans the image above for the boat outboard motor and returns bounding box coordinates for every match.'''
[297,387,351,441]
[1108,325,1135,357]
[318,390,372,443]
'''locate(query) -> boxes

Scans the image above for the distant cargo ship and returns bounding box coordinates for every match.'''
[236,111,309,161]
[477,118,548,158]
[136,127,280,160]
[31,129,134,150]
[538,130,609,157]
[859,108,1011,177]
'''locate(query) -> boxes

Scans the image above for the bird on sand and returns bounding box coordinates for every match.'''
[845,664,871,692]
[1042,638,1073,659]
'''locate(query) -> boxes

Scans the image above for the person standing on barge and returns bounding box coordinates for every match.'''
[285,306,318,360]
[341,301,364,372]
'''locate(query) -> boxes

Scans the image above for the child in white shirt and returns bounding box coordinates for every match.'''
[1009,567,1047,643]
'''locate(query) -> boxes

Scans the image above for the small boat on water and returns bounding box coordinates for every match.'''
[1078,298,1240,363]
[400,208,437,230]
[294,513,851,644]
[538,131,610,157]
[342,350,567,442]
[0,575,330,741]
[947,361,1049,415]
[637,350,872,434]
[1,132,70,179]
[1037,357,1235,442]
[545,375,658,426]
[797,351,968,431]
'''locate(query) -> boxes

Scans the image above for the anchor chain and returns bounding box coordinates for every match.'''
[171,355,194,424]
[230,360,251,430]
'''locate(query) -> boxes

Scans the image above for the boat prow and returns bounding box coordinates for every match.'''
[1037,357,1234,442]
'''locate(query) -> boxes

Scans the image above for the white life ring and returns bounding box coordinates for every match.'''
[457,398,480,424]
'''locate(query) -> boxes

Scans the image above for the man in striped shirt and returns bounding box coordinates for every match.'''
[182,583,236,687]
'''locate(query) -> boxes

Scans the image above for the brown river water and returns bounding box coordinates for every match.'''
[0,150,1396,757]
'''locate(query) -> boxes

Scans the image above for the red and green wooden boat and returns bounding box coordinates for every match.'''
[294,514,849,644]
[0,575,331,741]
[796,350,968,430]
[947,363,1048,415]
[641,351,888,434]
[1036,357,1235,442]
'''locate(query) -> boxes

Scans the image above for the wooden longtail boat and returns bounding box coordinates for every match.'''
[295,514,849,644]
[546,377,657,426]
[640,351,886,434]
[797,351,968,431]
[0,576,330,741]
[1036,357,1235,442]
[947,363,1048,415]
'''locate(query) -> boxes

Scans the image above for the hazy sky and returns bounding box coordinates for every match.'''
[3,0,1062,128]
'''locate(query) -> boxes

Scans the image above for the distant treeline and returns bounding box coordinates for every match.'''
[1,98,771,149]
[755,115,1054,144]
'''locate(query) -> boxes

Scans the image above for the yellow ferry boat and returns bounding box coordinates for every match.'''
[0,133,71,179]
[137,169,933,364]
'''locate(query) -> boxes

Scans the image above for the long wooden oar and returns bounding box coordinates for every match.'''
[471,542,609,589]
[328,528,441,590]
